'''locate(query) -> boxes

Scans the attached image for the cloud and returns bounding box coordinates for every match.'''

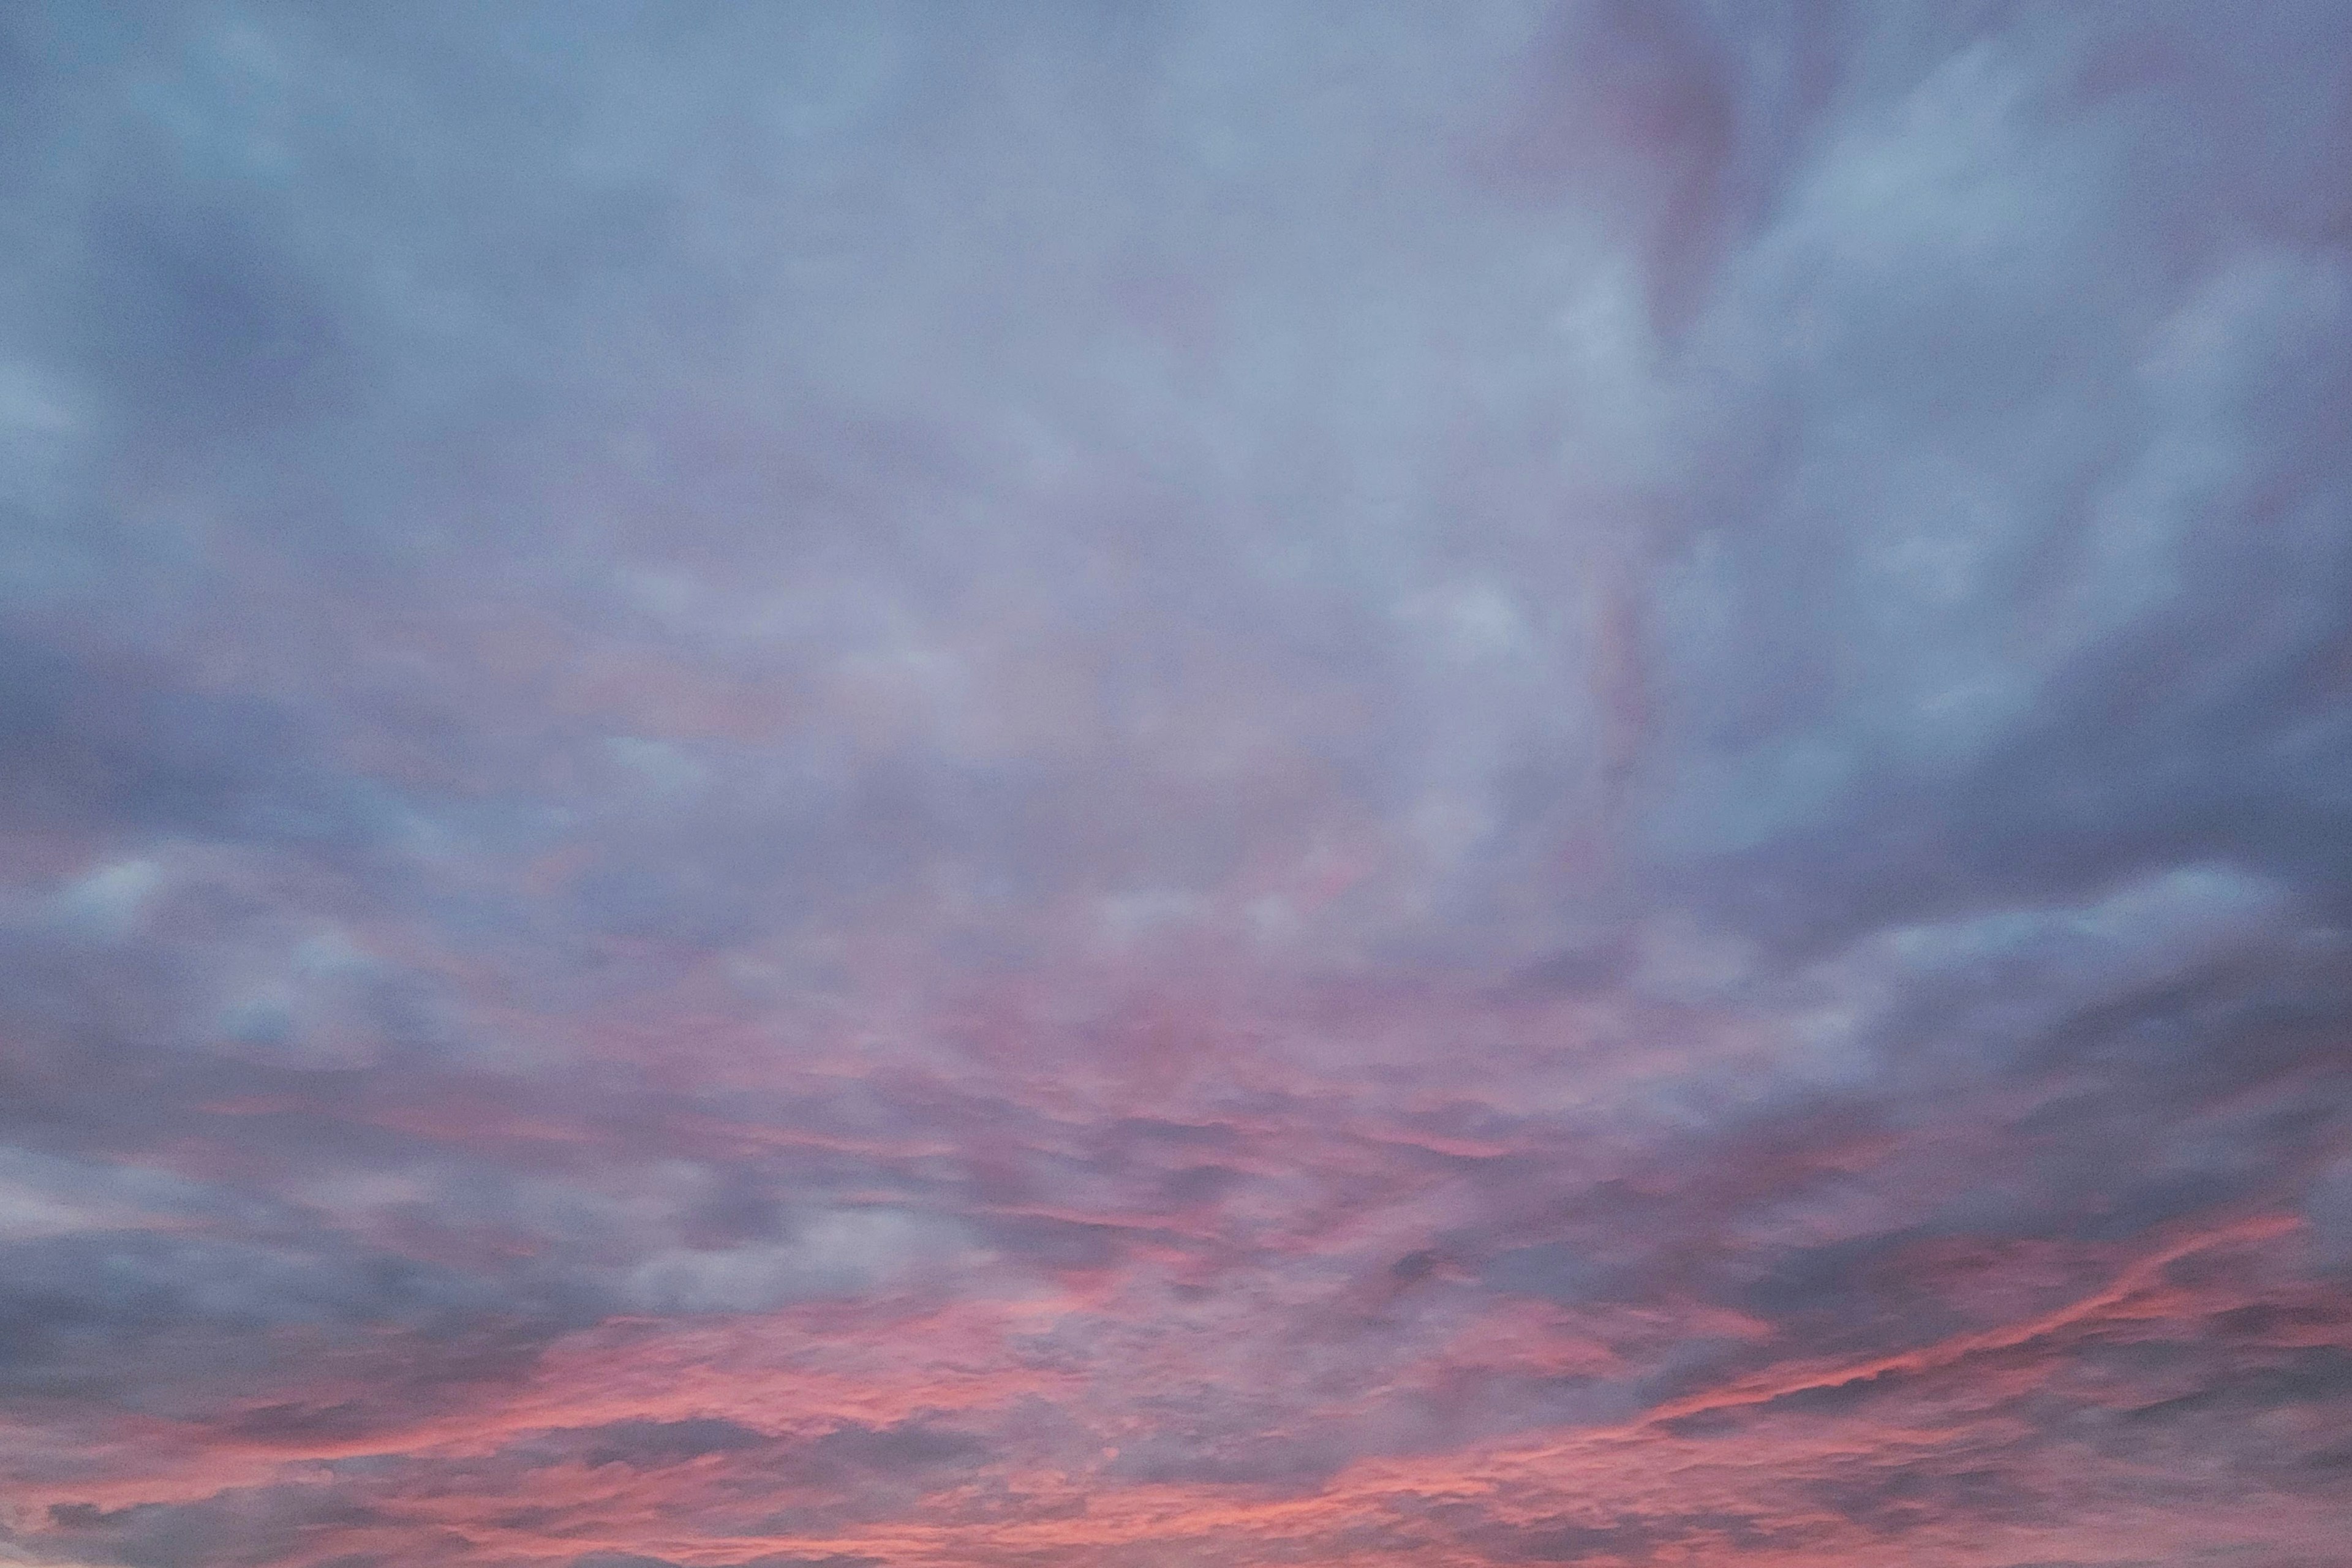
[0,1,2347,1565]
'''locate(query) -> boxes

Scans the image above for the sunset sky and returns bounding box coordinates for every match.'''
[4,4,2352,1566]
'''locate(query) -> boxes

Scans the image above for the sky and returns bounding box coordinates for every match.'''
[2,2,2351,1565]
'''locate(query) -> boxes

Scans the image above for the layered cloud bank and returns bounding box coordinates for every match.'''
[4,4,2351,1566]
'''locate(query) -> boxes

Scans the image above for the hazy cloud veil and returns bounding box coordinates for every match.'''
[3,3,2351,1566]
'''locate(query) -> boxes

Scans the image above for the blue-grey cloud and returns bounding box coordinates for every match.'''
[2,3,2349,1566]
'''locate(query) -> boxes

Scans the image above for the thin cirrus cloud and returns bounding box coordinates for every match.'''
[1,2,2349,1566]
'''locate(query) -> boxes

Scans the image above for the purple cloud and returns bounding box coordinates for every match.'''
[3,3,2350,1566]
